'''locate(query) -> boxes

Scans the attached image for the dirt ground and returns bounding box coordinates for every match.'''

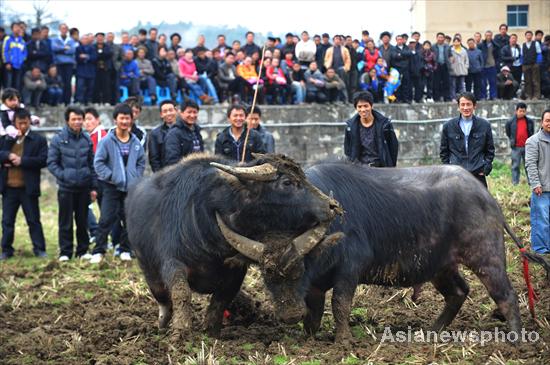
[1,167,550,364]
[1,254,550,365]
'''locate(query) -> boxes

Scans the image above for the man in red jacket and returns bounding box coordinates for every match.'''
[505,102,535,185]
[84,107,106,245]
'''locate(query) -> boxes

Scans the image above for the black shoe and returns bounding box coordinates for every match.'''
[35,251,48,258]
[0,252,13,261]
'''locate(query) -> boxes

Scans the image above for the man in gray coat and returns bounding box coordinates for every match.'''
[246,106,275,153]
[90,103,145,263]
[525,109,550,254]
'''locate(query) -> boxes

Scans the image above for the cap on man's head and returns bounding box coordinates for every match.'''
[322,33,330,38]
[285,32,293,38]
[501,66,511,72]
[268,36,276,42]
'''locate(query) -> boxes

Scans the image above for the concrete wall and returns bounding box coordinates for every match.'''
[34,100,548,167]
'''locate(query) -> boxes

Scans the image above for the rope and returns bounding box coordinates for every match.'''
[241,44,267,164]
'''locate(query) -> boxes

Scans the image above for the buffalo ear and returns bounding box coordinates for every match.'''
[308,232,345,258]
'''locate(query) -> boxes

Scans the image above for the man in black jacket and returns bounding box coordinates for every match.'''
[440,92,495,188]
[152,46,178,100]
[47,106,97,261]
[163,100,204,167]
[522,30,541,100]
[215,104,265,162]
[148,99,177,172]
[505,102,535,185]
[499,34,522,83]
[390,34,412,103]
[0,108,48,260]
[344,91,398,167]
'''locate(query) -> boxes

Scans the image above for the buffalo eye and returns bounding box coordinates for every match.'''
[282,179,293,187]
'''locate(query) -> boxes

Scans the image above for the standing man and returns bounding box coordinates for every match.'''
[91,104,145,263]
[494,24,510,51]
[2,22,27,91]
[83,107,106,241]
[47,106,97,261]
[51,23,78,105]
[506,102,534,185]
[525,109,550,254]
[500,34,522,84]
[522,31,541,100]
[295,31,317,68]
[0,108,48,260]
[246,106,275,153]
[344,91,398,167]
[432,32,450,102]
[324,35,351,102]
[390,34,412,103]
[479,31,499,100]
[163,100,204,167]
[440,92,495,188]
[148,99,177,172]
[215,105,266,162]
[74,34,97,105]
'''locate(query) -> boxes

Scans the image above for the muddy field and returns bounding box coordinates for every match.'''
[1,165,550,364]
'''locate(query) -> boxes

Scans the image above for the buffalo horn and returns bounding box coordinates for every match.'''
[292,223,329,257]
[210,162,278,181]
[216,213,264,262]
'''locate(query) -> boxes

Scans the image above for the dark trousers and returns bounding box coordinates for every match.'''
[1,188,46,256]
[396,68,411,103]
[57,63,74,105]
[75,77,95,104]
[3,67,23,91]
[473,173,487,188]
[58,189,90,258]
[433,63,450,101]
[511,66,522,87]
[410,74,423,102]
[523,64,541,99]
[421,73,433,99]
[93,183,130,255]
[94,68,112,104]
[481,66,497,100]
[347,68,358,103]
[465,72,483,100]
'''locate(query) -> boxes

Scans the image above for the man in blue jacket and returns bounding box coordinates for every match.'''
[0,108,48,260]
[75,34,97,105]
[51,23,78,105]
[91,103,145,263]
[48,106,97,261]
[2,22,27,91]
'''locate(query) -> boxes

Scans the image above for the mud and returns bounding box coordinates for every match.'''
[1,255,550,364]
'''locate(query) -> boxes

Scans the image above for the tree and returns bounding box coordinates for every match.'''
[32,0,54,28]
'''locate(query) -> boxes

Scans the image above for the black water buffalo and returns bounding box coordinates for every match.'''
[220,161,550,342]
[125,154,341,336]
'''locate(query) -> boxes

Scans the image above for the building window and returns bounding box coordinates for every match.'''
[507,5,528,27]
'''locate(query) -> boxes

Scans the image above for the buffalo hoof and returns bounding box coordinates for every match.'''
[491,308,506,322]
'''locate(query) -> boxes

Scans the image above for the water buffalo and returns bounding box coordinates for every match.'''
[125,153,341,337]
[220,161,550,342]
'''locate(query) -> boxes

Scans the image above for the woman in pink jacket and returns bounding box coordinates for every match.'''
[178,49,212,104]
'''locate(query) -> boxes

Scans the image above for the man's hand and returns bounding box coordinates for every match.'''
[5,63,12,71]
[534,186,543,196]
[90,190,98,202]
[478,171,484,176]
[9,154,21,166]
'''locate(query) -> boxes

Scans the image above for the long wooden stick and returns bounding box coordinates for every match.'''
[241,44,267,164]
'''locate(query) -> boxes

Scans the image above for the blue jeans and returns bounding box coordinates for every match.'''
[75,77,95,104]
[530,192,550,254]
[199,75,219,103]
[511,147,527,185]
[47,87,63,106]
[481,66,497,100]
[291,81,305,104]
[187,81,206,101]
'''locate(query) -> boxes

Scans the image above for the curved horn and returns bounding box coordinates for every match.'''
[215,213,264,262]
[292,223,330,257]
[210,162,278,181]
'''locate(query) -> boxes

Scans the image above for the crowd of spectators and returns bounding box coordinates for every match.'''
[1,21,550,108]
